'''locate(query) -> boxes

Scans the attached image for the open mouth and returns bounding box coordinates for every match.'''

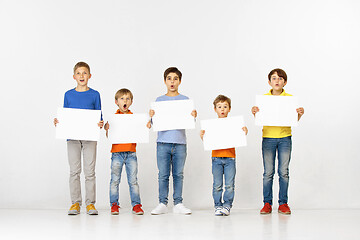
[123,104,127,109]
[171,85,174,88]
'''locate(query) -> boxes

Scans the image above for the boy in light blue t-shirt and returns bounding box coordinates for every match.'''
[149,67,197,215]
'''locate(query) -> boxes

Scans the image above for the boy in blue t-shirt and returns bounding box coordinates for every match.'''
[54,62,103,215]
[149,67,197,215]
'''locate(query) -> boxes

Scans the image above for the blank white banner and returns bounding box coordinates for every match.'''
[255,95,299,127]
[108,113,149,144]
[56,108,101,141]
[201,116,247,151]
[150,99,195,131]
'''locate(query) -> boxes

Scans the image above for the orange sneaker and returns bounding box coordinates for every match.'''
[132,204,144,215]
[278,204,291,215]
[111,203,120,215]
[260,203,272,214]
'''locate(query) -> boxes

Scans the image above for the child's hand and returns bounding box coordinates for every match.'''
[251,106,259,116]
[98,120,104,129]
[242,126,248,135]
[54,118,59,127]
[104,121,109,131]
[191,110,197,118]
[297,107,304,120]
[149,109,155,118]
[147,121,152,129]
[200,130,205,140]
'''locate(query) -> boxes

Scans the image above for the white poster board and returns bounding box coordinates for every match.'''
[56,108,101,141]
[150,99,195,131]
[107,113,149,144]
[255,95,299,127]
[201,116,247,151]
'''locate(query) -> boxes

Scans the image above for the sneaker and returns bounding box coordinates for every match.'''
[278,204,291,215]
[214,207,223,216]
[68,203,80,215]
[220,206,230,216]
[86,204,98,215]
[260,203,272,214]
[111,203,120,215]
[132,204,144,215]
[151,203,168,215]
[173,203,192,215]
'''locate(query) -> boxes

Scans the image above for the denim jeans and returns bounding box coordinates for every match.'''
[212,157,236,208]
[157,142,187,205]
[109,152,141,207]
[262,136,292,205]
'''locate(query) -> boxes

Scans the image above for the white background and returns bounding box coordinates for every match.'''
[0,0,359,210]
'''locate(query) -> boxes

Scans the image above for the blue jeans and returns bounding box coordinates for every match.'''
[212,157,236,208]
[262,136,292,205]
[157,143,187,205]
[109,152,141,207]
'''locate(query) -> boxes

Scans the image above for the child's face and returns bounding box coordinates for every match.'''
[164,72,181,93]
[73,67,91,87]
[115,93,133,113]
[268,72,287,92]
[214,101,230,118]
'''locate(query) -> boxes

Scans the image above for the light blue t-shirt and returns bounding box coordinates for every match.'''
[155,94,189,144]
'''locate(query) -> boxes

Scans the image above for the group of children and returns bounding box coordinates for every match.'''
[54,62,304,216]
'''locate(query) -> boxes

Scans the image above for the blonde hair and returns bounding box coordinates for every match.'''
[115,88,133,100]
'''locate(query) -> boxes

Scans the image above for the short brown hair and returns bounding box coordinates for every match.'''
[115,88,133,101]
[268,68,287,82]
[213,95,231,109]
[164,67,182,81]
[73,62,90,74]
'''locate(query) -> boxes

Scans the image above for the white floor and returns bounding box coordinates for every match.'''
[0,208,359,240]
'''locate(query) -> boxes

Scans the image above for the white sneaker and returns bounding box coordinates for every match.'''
[220,206,230,216]
[214,207,223,216]
[151,203,168,215]
[173,203,192,215]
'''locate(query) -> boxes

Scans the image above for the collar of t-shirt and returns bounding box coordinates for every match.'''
[115,109,133,114]
[266,89,287,96]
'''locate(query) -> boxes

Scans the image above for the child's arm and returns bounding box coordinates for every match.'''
[53,118,59,127]
[191,110,197,118]
[200,130,205,140]
[251,106,259,117]
[147,109,155,129]
[297,107,304,121]
[98,120,104,129]
[242,126,248,135]
[104,121,109,137]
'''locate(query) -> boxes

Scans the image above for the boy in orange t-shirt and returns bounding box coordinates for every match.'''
[200,95,248,216]
[104,88,146,215]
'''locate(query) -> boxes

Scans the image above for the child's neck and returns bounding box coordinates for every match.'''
[271,89,283,96]
[75,85,89,92]
[166,91,180,97]
[118,108,129,114]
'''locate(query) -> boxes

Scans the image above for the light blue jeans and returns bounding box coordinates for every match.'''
[109,151,141,207]
[156,142,187,205]
[262,136,292,205]
[212,157,236,208]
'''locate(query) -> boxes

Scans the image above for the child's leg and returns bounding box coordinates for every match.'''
[82,140,97,206]
[171,144,186,205]
[277,136,292,205]
[109,152,125,206]
[124,152,141,207]
[157,143,172,205]
[262,138,277,205]
[212,157,224,207]
[67,140,82,205]
[223,158,236,208]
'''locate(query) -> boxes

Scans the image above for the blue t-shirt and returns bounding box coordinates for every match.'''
[64,88,102,119]
[155,94,189,144]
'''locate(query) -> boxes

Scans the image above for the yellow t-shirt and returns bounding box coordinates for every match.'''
[262,89,293,138]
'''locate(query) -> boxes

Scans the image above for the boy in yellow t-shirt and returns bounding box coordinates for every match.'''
[201,95,248,216]
[252,68,304,215]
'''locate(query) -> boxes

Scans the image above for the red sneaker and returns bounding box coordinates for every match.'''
[132,204,144,215]
[278,204,291,215]
[260,203,272,214]
[111,203,120,215]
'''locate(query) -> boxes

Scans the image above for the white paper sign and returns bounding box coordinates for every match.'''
[150,99,195,131]
[255,95,299,127]
[56,108,101,141]
[108,113,149,144]
[201,116,247,151]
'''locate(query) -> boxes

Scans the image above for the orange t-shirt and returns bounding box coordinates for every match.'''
[110,109,137,153]
[212,148,236,158]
